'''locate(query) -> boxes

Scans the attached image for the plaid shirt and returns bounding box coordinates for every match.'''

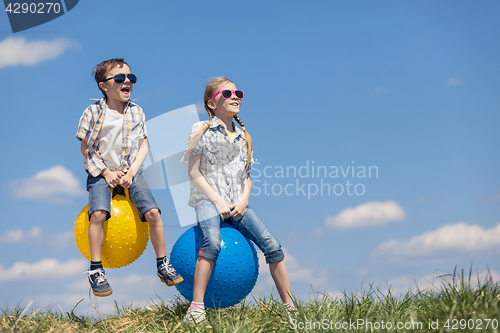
[184,116,255,207]
[75,98,147,177]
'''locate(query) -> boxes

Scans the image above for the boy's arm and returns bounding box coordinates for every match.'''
[188,153,232,220]
[80,140,88,158]
[120,138,148,189]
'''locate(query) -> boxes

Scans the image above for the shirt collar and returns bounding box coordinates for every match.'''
[210,115,245,138]
[98,97,133,113]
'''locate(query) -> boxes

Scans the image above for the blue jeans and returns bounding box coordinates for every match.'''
[86,172,160,222]
[195,200,284,264]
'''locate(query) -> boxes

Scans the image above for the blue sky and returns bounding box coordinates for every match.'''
[1,1,499,316]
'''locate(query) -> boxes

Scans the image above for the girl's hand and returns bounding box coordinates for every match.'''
[214,199,232,220]
[102,170,125,188]
[229,201,248,220]
[120,173,134,189]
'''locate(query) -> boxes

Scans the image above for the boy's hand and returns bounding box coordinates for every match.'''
[229,201,248,220]
[102,169,124,188]
[120,173,134,189]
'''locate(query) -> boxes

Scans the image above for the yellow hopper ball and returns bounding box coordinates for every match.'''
[74,189,149,269]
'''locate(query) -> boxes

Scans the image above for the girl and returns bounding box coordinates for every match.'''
[181,77,294,323]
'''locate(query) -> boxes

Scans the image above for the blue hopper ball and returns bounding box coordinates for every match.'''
[170,223,259,308]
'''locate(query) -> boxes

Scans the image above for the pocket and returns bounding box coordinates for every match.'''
[129,123,142,145]
[204,146,220,165]
[86,174,100,192]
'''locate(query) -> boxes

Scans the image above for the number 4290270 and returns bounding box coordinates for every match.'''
[5,2,61,14]
[444,318,498,330]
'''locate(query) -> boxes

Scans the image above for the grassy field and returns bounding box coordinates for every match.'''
[2,269,500,332]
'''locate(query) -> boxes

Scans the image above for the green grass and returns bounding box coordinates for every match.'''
[2,268,500,332]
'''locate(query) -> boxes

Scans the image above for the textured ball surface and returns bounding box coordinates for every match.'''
[170,224,259,308]
[74,192,149,268]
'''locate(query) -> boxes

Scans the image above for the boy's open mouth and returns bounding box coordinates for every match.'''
[121,87,130,94]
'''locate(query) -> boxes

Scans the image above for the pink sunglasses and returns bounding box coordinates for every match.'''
[210,89,244,100]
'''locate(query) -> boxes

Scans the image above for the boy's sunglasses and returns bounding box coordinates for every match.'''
[211,89,244,100]
[101,73,137,84]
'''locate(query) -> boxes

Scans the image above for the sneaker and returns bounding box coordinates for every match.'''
[157,258,183,286]
[284,302,298,317]
[183,307,206,324]
[87,268,113,297]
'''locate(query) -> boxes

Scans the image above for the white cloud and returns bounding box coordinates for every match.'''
[382,270,500,296]
[0,226,41,243]
[0,227,73,250]
[374,86,388,94]
[321,201,406,230]
[254,248,328,301]
[482,191,500,202]
[417,196,429,204]
[372,222,500,259]
[446,77,463,85]
[0,37,78,69]
[0,258,87,283]
[10,165,86,204]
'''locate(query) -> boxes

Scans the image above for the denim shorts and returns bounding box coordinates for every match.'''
[195,200,284,264]
[86,172,160,222]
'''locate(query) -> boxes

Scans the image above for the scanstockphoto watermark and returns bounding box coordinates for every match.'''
[290,318,499,331]
[250,160,378,199]
[290,318,423,331]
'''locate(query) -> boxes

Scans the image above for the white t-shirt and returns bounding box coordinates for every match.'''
[96,109,124,171]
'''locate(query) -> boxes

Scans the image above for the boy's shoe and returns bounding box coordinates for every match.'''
[157,258,183,286]
[87,268,113,297]
[183,307,206,324]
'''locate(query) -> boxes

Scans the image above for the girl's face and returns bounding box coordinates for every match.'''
[210,81,241,118]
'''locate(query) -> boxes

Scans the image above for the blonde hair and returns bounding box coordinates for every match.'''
[182,77,253,171]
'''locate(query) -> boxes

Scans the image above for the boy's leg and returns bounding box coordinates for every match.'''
[87,174,111,261]
[232,206,292,304]
[127,176,165,256]
[86,173,113,297]
[88,210,107,261]
[143,208,166,258]
[128,176,183,286]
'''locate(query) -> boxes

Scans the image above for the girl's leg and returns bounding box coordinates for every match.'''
[192,200,223,302]
[184,201,221,323]
[234,206,293,304]
[193,257,214,302]
[270,260,293,304]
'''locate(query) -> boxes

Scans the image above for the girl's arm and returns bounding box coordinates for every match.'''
[230,175,251,220]
[188,152,232,220]
[121,138,148,189]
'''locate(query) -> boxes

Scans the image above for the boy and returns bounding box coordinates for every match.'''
[76,58,183,296]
